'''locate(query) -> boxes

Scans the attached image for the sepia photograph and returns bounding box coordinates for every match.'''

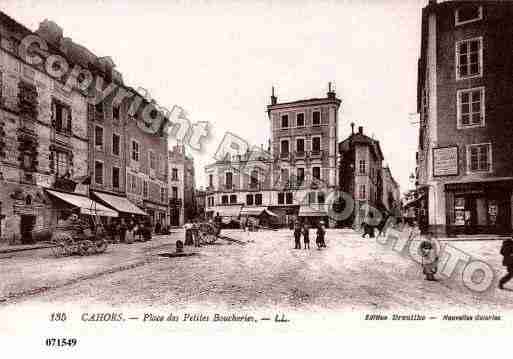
[0,0,512,354]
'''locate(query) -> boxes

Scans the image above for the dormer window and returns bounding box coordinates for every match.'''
[455,5,482,26]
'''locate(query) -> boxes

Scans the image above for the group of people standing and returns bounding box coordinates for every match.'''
[292,221,327,250]
[105,218,153,244]
[183,219,201,247]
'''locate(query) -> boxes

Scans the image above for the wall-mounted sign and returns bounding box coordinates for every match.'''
[433,146,458,177]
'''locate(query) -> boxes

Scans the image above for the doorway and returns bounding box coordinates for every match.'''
[20,215,36,244]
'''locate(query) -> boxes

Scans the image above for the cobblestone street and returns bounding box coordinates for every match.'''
[2,228,513,312]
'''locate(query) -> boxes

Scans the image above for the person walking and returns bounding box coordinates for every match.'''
[316,221,326,249]
[420,239,438,281]
[192,219,201,247]
[499,237,513,290]
[293,221,302,249]
[119,219,127,243]
[302,223,310,250]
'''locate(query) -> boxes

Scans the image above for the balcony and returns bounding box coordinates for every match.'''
[248,182,261,191]
[295,151,306,159]
[280,152,290,160]
[53,175,77,192]
[310,150,323,159]
[169,197,182,206]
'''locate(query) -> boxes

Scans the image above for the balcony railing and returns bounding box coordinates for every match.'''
[295,151,306,159]
[280,152,290,160]
[310,150,323,158]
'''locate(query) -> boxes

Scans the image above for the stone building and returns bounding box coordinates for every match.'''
[0,12,169,243]
[416,1,513,235]
[205,86,341,227]
[338,124,384,227]
[0,13,96,243]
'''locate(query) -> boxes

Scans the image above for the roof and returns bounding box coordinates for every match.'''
[339,132,384,161]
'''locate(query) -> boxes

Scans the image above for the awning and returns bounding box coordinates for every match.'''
[240,206,267,216]
[92,191,147,216]
[213,205,242,218]
[264,209,278,217]
[298,205,327,217]
[46,189,118,217]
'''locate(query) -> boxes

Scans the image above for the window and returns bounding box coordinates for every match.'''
[112,133,120,156]
[281,140,289,155]
[131,140,140,161]
[297,168,305,186]
[52,100,71,134]
[286,192,293,204]
[359,184,366,200]
[149,151,156,171]
[312,166,321,181]
[278,193,284,205]
[457,87,485,128]
[130,174,137,193]
[222,195,228,204]
[172,186,178,199]
[246,194,254,205]
[255,193,262,205]
[55,151,69,177]
[456,38,482,79]
[160,187,166,203]
[296,138,305,153]
[468,143,491,173]
[281,114,289,128]
[318,192,325,204]
[312,137,321,153]
[225,172,233,188]
[308,192,316,204]
[230,195,237,204]
[296,113,305,127]
[0,71,3,99]
[112,167,120,188]
[143,180,148,198]
[312,111,321,126]
[172,168,178,181]
[209,174,213,187]
[112,105,120,121]
[94,125,103,150]
[250,169,259,188]
[281,168,289,187]
[94,161,103,184]
[359,160,366,174]
[455,5,482,26]
[95,102,103,115]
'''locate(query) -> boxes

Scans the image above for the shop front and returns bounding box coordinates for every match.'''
[445,180,512,235]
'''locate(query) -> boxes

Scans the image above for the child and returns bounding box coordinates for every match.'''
[302,223,310,250]
[420,239,438,281]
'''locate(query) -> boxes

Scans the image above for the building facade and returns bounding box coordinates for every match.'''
[381,165,401,217]
[0,12,170,243]
[0,14,91,243]
[416,1,513,235]
[338,124,385,227]
[168,144,196,226]
[205,86,341,227]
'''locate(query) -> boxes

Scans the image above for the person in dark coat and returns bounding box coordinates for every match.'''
[316,221,326,249]
[155,221,162,234]
[302,223,310,250]
[293,222,302,249]
[119,219,128,243]
[499,237,513,290]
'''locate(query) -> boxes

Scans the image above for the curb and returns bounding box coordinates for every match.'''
[0,244,54,255]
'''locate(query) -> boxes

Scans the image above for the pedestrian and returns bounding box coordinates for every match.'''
[420,239,438,281]
[155,221,162,235]
[293,221,302,249]
[119,219,127,243]
[192,219,201,247]
[184,220,193,245]
[499,237,513,290]
[316,221,326,249]
[302,223,310,250]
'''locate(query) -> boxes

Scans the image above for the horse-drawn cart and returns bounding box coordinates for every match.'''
[197,222,221,245]
[46,210,109,257]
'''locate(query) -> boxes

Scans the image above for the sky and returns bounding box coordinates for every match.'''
[1,0,426,193]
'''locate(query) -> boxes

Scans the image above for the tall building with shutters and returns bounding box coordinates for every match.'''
[415,1,513,235]
[204,86,341,228]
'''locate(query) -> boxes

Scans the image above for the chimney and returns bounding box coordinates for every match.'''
[327,81,336,99]
[358,126,363,135]
[271,86,277,105]
[350,122,355,135]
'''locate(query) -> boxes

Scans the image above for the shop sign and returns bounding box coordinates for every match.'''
[433,146,458,177]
